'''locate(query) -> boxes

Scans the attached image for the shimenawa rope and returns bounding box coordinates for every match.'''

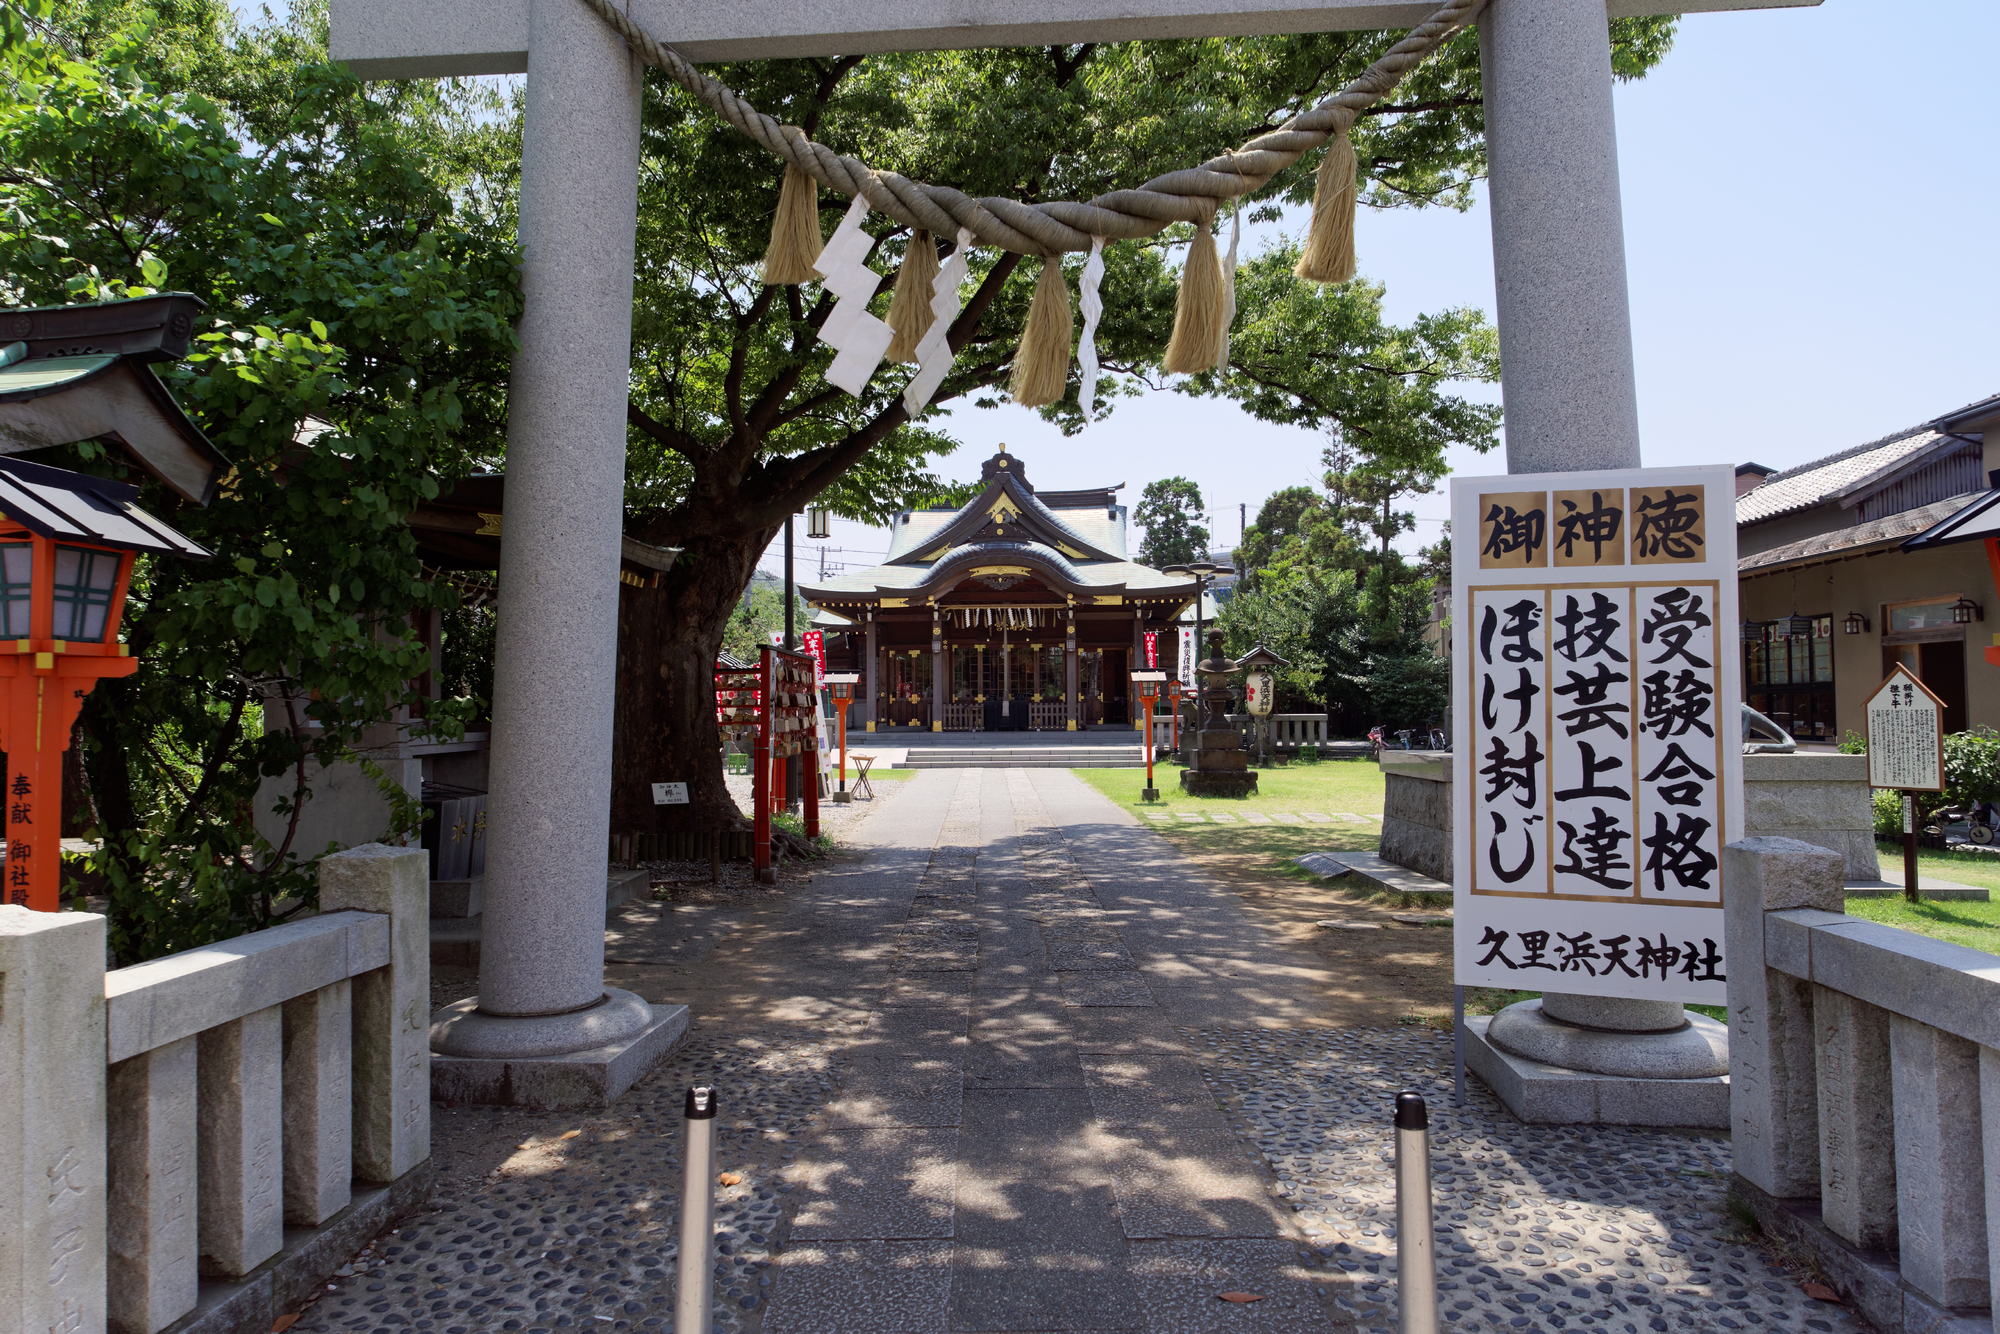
[573,0,1489,261]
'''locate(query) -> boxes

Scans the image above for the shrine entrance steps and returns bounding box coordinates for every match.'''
[903,745,1145,769]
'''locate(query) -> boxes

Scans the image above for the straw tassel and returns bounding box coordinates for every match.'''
[1293,127,1358,284]
[761,164,825,286]
[1009,256,1073,408]
[885,231,941,363]
[1162,225,1227,375]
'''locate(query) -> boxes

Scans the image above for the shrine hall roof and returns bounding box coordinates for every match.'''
[805,540,1189,597]
[802,449,1193,606]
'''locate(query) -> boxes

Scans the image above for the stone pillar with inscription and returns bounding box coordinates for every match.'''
[0,906,107,1334]
[1453,472,1739,1126]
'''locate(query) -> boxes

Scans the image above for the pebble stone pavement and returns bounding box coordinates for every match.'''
[289,769,1865,1334]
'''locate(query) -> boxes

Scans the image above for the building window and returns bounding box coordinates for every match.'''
[1036,645,1063,699]
[0,543,30,638]
[53,544,119,642]
[1743,615,1834,740]
[1885,595,1961,634]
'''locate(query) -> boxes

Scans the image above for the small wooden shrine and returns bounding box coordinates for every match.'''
[803,448,1199,730]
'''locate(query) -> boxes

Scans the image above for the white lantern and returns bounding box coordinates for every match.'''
[1245,668,1275,717]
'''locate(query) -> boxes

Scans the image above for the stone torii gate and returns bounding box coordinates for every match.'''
[330,0,1821,1104]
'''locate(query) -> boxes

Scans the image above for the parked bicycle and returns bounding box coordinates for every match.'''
[1932,801,1999,846]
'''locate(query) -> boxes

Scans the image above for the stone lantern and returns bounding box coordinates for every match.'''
[1179,630,1256,797]
[1235,643,1290,768]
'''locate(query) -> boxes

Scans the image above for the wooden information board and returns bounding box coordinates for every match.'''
[1865,665,1944,792]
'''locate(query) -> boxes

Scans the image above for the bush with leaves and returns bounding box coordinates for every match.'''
[1,0,522,960]
[1944,728,2000,812]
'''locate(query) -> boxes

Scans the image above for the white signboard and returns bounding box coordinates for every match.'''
[1865,665,1944,791]
[651,781,689,805]
[1178,626,1196,689]
[1451,465,1742,1005]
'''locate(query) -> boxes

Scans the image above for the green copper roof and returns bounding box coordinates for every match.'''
[0,353,118,403]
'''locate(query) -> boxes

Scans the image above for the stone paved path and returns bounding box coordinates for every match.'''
[291,769,1865,1334]
[751,767,1344,1332]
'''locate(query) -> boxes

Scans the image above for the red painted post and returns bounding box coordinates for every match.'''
[1143,696,1156,793]
[803,733,820,838]
[753,647,772,881]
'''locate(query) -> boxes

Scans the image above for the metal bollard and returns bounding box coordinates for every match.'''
[675,1085,719,1334]
[1394,1091,1439,1334]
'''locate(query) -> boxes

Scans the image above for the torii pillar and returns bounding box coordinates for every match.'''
[331,0,1822,1103]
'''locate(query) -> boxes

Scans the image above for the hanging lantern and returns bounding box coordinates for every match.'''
[1244,668,1275,717]
[806,507,831,539]
[1842,611,1870,635]
[1951,596,1983,625]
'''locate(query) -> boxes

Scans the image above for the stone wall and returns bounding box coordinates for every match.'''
[1724,835,2000,1334]
[1377,751,1451,884]
[2,846,434,1334]
[1741,752,1880,882]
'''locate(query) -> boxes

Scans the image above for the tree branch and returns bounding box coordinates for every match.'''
[802,55,866,136]
[1357,96,1482,118]
[627,401,703,459]
[725,282,781,434]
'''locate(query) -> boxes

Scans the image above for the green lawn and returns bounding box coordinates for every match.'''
[1841,891,2000,955]
[1074,757,1386,818]
[1871,841,2000,892]
[1076,759,1414,900]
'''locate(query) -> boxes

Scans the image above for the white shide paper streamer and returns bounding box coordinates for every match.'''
[901,227,975,417]
[1077,236,1106,422]
[814,193,894,396]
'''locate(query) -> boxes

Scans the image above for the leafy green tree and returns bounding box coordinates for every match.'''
[1357,567,1448,732]
[1217,566,1363,720]
[1135,477,1211,568]
[1,0,521,960]
[719,581,815,663]
[1235,485,1324,582]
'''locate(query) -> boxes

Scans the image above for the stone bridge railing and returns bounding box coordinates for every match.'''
[2,844,431,1334]
[1726,836,1999,1334]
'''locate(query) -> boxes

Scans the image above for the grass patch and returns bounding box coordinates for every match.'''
[1076,762,1384,871]
[1075,756,1386,817]
[1872,840,2000,892]
[1841,892,2000,956]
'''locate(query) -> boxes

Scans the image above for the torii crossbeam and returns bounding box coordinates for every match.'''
[329,0,1821,1105]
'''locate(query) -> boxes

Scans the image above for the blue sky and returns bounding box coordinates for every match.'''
[781,0,2000,579]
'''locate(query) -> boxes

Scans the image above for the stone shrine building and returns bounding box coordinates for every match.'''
[804,448,1199,730]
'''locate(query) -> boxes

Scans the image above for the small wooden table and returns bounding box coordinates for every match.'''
[852,754,875,800]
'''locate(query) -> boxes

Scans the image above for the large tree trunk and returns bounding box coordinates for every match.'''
[610,513,774,836]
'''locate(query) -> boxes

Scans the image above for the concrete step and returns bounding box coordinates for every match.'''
[1843,877,1989,901]
[1293,849,1454,898]
[904,748,1145,769]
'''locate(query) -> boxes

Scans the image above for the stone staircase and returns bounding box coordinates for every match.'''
[902,745,1146,769]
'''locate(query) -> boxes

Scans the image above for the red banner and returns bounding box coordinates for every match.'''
[1144,631,1158,668]
[802,629,827,683]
